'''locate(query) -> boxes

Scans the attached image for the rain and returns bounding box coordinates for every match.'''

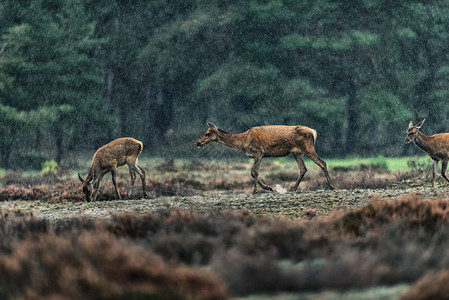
[0,1,449,299]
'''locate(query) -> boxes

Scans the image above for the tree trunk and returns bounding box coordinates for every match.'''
[345,78,359,154]
[55,125,63,163]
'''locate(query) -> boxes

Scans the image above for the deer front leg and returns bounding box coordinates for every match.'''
[251,155,262,194]
[92,173,105,201]
[111,167,122,200]
[250,155,273,194]
[432,159,438,189]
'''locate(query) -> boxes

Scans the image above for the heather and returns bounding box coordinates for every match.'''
[1,194,449,298]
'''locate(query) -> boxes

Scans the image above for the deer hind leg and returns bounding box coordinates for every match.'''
[111,167,122,200]
[441,159,449,184]
[127,165,137,199]
[305,152,334,190]
[292,152,307,191]
[135,164,148,198]
[432,159,439,188]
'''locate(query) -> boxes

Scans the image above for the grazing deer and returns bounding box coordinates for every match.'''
[196,122,334,193]
[78,137,148,201]
[405,119,449,188]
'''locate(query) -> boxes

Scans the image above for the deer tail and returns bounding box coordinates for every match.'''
[137,140,143,154]
[311,129,317,143]
[295,126,317,143]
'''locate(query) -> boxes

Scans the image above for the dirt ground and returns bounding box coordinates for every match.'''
[5,176,447,223]
[0,158,445,222]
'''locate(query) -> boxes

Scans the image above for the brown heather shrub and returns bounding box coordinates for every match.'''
[311,171,396,190]
[107,210,250,265]
[5,195,449,297]
[333,194,449,236]
[0,185,50,201]
[235,218,308,259]
[0,171,63,187]
[402,270,449,300]
[0,231,228,300]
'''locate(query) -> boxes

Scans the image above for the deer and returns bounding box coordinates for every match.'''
[78,137,148,201]
[405,119,449,188]
[196,122,334,194]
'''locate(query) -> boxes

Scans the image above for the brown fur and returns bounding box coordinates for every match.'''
[405,119,449,188]
[78,137,147,201]
[196,122,333,193]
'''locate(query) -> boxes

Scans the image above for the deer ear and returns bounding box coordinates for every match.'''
[408,121,414,128]
[416,118,426,129]
[207,121,218,131]
[78,173,85,183]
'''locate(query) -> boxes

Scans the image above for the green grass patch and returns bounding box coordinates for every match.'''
[272,156,431,172]
[324,156,431,171]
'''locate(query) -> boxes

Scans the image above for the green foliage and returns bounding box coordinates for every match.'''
[2,0,449,168]
[41,160,58,174]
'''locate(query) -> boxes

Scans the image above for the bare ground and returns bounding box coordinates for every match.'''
[0,159,445,222]
[5,180,448,223]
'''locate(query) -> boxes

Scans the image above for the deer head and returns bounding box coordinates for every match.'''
[78,173,93,202]
[405,119,425,144]
[196,122,219,148]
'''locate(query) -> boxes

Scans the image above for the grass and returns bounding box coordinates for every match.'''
[272,155,431,172]
[326,156,421,171]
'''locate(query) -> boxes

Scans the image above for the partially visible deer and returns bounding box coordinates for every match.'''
[405,119,449,188]
[78,137,148,201]
[196,122,334,193]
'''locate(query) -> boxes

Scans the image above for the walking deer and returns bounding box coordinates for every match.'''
[196,122,334,193]
[405,119,449,188]
[78,137,148,201]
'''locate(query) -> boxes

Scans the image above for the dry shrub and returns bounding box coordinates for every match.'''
[0,231,228,300]
[4,194,449,297]
[402,270,449,300]
[0,171,63,187]
[107,210,248,265]
[0,185,50,201]
[205,179,251,191]
[311,170,396,190]
[333,194,449,236]
[206,195,449,295]
[147,177,205,197]
[235,218,308,259]
[101,202,449,295]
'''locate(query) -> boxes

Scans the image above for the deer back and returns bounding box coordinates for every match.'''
[422,133,449,160]
[93,137,143,169]
[244,125,316,157]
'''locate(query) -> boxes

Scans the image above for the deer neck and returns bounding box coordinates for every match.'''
[85,165,97,183]
[414,131,434,154]
[217,131,245,151]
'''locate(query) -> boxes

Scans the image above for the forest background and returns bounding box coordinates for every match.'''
[0,0,448,169]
